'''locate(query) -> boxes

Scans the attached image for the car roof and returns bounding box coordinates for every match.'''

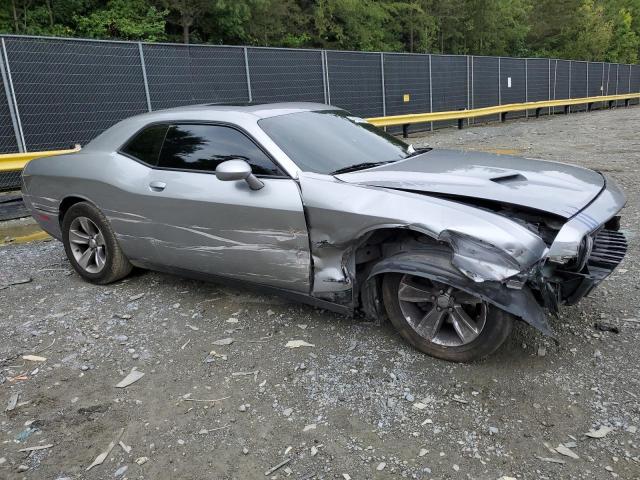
[84,102,342,152]
[148,102,340,120]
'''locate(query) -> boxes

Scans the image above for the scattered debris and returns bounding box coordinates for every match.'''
[212,337,234,346]
[181,339,191,350]
[238,404,247,412]
[6,392,19,411]
[206,350,227,362]
[264,458,291,476]
[555,444,579,459]
[297,324,308,330]
[0,277,32,290]
[585,426,613,438]
[135,457,149,465]
[283,407,293,417]
[119,441,132,454]
[16,427,37,441]
[412,402,427,410]
[593,322,620,333]
[22,354,47,362]
[114,465,128,477]
[310,446,318,456]
[377,462,386,471]
[113,313,132,320]
[303,424,316,432]
[227,318,239,324]
[115,369,144,388]
[129,293,145,301]
[183,396,229,403]
[419,448,428,457]
[86,428,124,471]
[537,346,546,357]
[535,455,566,464]
[285,340,315,348]
[18,444,53,452]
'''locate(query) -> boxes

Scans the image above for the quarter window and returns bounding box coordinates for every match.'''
[121,124,168,166]
[157,124,283,176]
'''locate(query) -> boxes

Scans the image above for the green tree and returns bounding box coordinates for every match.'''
[75,0,167,41]
[607,6,640,63]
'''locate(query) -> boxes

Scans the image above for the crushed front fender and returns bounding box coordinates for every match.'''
[367,249,554,337]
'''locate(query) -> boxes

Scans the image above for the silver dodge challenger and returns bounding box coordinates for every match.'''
[22,103,627,362]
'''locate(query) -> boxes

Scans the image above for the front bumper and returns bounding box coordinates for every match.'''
[559,227,628,304]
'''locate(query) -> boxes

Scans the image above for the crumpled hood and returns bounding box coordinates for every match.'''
[336,149,605,219]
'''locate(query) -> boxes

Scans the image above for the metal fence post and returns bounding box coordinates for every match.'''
[548,58,551,115]
[525,58,528,118]
[629,64,632,94]
[428,54,433,131]
[466,55,470,125]
[321,50,327,104]
[497,57,502,105]
[380,52,386,117]
[0,37,25,152]
[568,61,572,113]
[324,50,331,105]
[601,62,605,96]
[243,47,252,103]
[615,64,619,95]
[138,42,152,112]
[585,61,589,99]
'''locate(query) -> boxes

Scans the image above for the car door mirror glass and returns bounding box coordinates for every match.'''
[215,159,264,190]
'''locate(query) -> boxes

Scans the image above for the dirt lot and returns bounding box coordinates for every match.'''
[1,107,639,480]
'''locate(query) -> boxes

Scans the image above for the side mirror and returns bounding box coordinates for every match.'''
[215,159,264,190]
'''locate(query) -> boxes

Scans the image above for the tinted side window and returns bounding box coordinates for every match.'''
[121,124,168,165]
[157,124,283,176]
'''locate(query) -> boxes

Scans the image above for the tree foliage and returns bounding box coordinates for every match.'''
[0,0,638,62]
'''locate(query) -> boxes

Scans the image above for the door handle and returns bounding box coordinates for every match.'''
[149,181,166,192]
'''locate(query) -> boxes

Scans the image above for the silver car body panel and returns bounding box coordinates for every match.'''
[336,149,605,219]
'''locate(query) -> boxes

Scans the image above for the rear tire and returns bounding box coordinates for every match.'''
[382,273,513,362]
[62,202,132,284]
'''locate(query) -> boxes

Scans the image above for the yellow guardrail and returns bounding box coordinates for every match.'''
[0,145,81,173]
[367,93,640,136]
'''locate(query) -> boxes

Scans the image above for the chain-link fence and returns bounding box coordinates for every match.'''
[1,34,639,190]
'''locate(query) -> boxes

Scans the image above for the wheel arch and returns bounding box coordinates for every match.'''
[59,195,94,226]
[350,228,552,337]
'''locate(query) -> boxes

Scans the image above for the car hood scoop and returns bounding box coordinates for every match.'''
[336,149,604,219]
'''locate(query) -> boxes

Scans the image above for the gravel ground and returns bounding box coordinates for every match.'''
[1,107,639,480]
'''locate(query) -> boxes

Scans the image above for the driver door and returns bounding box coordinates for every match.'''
[144,123,311,293]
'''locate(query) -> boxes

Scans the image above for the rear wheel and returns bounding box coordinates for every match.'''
[382,273,513,362]
[62,202,132,284]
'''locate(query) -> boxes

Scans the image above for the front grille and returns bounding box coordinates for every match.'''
[589,229,627,269]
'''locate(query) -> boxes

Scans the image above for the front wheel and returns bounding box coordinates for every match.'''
[382,273,513,362]
[62,202,132,284]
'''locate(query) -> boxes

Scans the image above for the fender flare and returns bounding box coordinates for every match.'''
[366,248,554,337]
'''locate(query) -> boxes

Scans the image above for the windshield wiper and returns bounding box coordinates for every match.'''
[330,160,397,175]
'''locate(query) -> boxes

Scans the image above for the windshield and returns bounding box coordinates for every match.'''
[258,110,411,174]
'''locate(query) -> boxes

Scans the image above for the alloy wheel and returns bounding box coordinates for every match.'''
[397,274,487,347]
[68,216,107,274]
